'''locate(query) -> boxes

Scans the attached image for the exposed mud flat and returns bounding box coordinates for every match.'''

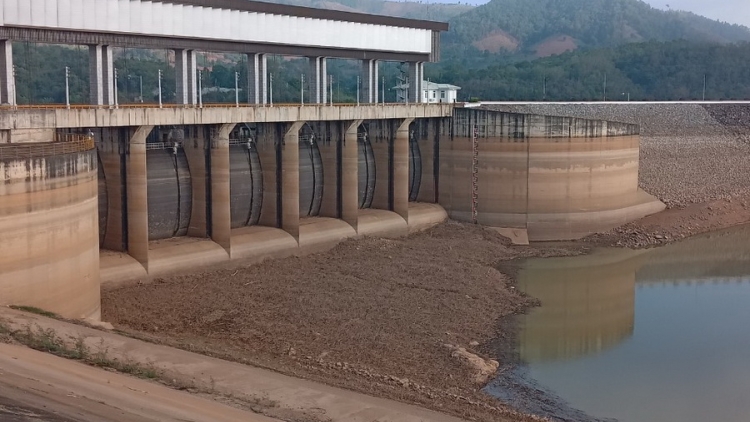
[103,222,583,422]
[100,201,750,421]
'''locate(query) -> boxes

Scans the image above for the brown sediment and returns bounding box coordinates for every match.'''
[585,194,750,248]
[98,191,750,422]
[103,221,582,422]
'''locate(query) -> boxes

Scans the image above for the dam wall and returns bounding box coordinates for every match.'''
[0,103,672,318]
[97,119,449,287]
[474,102,750,208]
[0,136,100,320]
[440,108,665,240]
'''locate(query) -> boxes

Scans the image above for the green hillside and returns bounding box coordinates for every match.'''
[426,40,750,101]
[12,0,750,104]
[444,0,750,61]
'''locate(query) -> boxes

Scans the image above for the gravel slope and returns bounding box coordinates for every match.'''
[482,103,750,208]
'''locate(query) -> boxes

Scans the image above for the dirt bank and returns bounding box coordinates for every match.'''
[101,208,750,422]
[0,342,275,422]
[103,222,583,422]
[585,195,750,248]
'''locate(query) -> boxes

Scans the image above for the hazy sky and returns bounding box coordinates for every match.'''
[439,0,750,28]
[646,0,750,27]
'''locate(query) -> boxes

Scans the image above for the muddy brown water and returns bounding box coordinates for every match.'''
[488,224,750,422]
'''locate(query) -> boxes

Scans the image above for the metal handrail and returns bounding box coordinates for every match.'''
[228,138,254,146]
[145,141,183,150]
[0,102,447,111]
[0,134,94,160]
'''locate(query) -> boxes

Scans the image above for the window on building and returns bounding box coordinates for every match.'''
[431,91,436,99]
[424,91,428,99]
[441,91,446,99]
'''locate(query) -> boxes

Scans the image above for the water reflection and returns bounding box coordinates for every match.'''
[518,249,641,363]
[499,225,750,422]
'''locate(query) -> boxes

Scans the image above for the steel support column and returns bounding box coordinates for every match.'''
[373,60,379,104]
[89,45,115,106]
[247,53,267,105]
[175,49,198,105]
[361,59,375,103]
[307,56,326,104]
[321,58,328,104]
[0,40,15,106]
[408,61,422,104]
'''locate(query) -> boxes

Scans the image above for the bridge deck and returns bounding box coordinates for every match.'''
[0,103,453,130]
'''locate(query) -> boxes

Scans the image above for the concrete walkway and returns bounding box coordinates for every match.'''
[0,308,469,422]
[0,343,279,422]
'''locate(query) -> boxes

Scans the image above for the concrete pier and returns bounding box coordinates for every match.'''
[440,108,665,241]
[0,136,100,319]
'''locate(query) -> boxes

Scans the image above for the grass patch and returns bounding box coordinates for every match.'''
[6,323,160,380]
[0,320,12,343]
[9,306,58,319]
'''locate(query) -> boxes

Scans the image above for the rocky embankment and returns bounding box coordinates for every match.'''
[481,103,750,246]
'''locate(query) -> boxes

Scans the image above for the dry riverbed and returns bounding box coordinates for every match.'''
[100,195,750,422]
[103,222,584,422]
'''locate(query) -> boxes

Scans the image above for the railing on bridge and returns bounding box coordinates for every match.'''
[145,141,183,151]
[0,102,425,111]
[0,133,95,160]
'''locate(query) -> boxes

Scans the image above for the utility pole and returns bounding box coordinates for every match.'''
[65,66,70,109]
[329,74,333,105]
[158,69,163,108]
[198,70,203,108]
[405,76,409,105]
[382,76,385,104]
[300,73,304,105]
[356,75,360,106]
[235,71,240,107]
[139,75,143,103]
[114,68,119,109]
[269,73,274,107]
[12,64,16,108]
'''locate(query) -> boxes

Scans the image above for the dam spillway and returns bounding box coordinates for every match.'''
[229,139,264,229]
[0,104,666,320]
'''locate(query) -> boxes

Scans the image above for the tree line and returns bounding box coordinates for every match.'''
[13,39,750,104]
[426,40,750,101]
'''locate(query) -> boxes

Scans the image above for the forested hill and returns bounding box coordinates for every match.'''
[426,40,750,101]
[444,0,750,61]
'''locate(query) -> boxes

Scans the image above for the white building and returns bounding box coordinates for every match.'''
[394,81,461,103]
[422,81,461,103]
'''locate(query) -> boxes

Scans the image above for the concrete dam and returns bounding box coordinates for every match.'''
[0,105,664,320]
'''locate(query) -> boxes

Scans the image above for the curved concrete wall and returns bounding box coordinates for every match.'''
[440,109,665,240]
[0,143,100,319]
